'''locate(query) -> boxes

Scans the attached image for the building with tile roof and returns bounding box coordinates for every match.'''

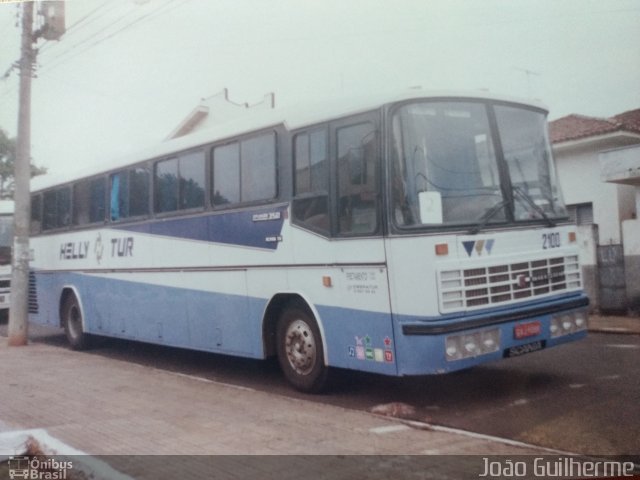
[550,109,640,145]
[550,109,640,314]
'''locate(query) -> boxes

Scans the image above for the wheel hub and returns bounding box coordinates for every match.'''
[285,319,316,375]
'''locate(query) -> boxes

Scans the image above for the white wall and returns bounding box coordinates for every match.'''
[622,219,640,311]
[555,147,624,244]
[577,224,599,310]
[600,144,640,184]
[600,145,640,221]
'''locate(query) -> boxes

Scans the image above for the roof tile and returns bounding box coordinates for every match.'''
[549,109,640,143]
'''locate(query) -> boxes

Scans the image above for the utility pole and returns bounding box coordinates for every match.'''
[7,1,35,346]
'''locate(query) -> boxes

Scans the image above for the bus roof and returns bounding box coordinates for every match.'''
[31,89,548,193]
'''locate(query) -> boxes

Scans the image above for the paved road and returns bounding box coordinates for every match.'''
[2,320,638,457]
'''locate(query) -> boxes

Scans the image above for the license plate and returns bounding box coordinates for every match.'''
[514,321,541,339]
[504,340,546,358]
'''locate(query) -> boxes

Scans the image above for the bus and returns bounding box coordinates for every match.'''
[29,91,588,392]
[0,199,14,316]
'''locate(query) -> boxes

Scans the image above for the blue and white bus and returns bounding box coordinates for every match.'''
[29,91,588,392]
[0,199,14,315]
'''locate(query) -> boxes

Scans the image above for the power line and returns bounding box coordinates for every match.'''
[38,0,179,76]
[66,0,113,32]
[0,0,185,104]
[38,1,117,56]
[39,9,136,68]
[2,1,116,82]
[1,63,18,81]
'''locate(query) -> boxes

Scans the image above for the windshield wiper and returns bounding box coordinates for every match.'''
[468,199,509,235]
[512,185,555,227]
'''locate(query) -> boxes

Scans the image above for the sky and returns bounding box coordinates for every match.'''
[0,0,639,178]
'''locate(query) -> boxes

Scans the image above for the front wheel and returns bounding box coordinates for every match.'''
[62,293,90,350]
[276,301,329,393]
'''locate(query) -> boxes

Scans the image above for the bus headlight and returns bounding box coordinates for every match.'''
[445,339,462,360]
[551,310,588,338]
[463,335,478,354]
[445,328,500,361]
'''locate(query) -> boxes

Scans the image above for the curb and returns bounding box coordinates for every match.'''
[588,328,640,335]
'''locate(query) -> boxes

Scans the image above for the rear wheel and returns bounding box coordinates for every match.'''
[62,293,90,350]
[276,301,329,393]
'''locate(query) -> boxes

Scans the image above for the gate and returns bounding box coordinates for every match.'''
[597,244,627,312]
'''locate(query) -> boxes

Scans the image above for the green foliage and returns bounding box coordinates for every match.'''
[0,127,47,198]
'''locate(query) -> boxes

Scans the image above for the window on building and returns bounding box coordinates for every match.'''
[567,203,593,225]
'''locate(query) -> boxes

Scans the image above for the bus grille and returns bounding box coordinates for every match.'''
[439,255,581,312]
[28,271,39,314]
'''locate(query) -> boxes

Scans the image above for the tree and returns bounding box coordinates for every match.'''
[0,127,47,199]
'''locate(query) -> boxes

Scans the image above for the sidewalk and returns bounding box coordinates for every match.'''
[588,313,640,334]
[0,341,553,478]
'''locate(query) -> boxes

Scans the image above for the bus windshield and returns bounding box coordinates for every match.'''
[494,105,567,221]
[391,101,567,228]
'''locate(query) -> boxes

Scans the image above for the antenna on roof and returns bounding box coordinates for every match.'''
[513,66,540,98]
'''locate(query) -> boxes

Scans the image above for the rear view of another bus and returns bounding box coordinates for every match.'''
[0,200,14,317]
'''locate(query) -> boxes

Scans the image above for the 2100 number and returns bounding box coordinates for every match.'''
[542,232,561,249]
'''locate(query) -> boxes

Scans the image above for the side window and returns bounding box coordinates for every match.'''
[212,142,240,205]
[179,151,205,210]
[336,122,378,234]
[155,151,205,213]
[89,178,107,222]
[292,128,329,234]
[111,171,129,220]
[43,187,71,230]
[211,132,276,207]
[31,194,42,234]
[129,168,150,217]
[73,181,89,225]
[241,133,276,202]
[74,177,106,225]
[57,187,71,228]
[154,158,178,213]
[111,167,150,221]
[43,191,56,230]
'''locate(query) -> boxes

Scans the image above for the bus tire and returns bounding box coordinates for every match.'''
[62,293,90,351]
[276,301,329,393]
